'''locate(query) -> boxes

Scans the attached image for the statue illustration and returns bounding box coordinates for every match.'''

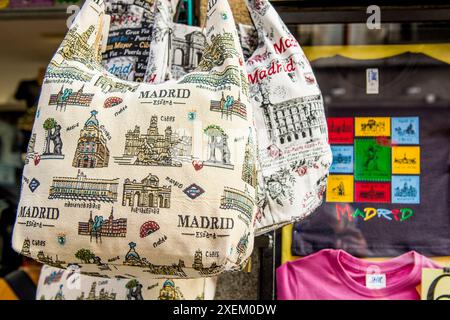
[42,118,64,159]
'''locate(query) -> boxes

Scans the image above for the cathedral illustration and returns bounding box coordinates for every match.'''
[241,136,257,188]
[73,110,110,168]
[114,115,192,167]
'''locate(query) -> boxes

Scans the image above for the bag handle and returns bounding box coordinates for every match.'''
[59,0,246,87]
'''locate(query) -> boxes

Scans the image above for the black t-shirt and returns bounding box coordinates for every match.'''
[292,53,450,257]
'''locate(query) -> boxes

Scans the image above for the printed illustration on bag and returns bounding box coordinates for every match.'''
[20,238,31,257]
[192,249,225,276]
[45,61,94,84]
[49,85,94,111]
[114,115,192,167]
[123,242,187,277]
[158,279,185,300]
[234,232,250,265]
[180,66,249,95]
[140,221,160,238]
[259,93,327,145]
[241,135,257,187]
[77,282,117,300]
[58,24,103,70]
[196,32,239,72]
[122,173,171,213]
[37,250,66,268]
[78,208,127,243]
[49,170,119,203]
[25,134,38,165]
[183,183,205,200]
[125,279,143,300]
[41,118,65,160]
[259,168,296,210]
[28,178,40,193]
[203,125,234,170]
[94,75,139,94]
[220,187,254,226]
[73,110,110,168]
[210,92,247,120]
[44,269,64,285]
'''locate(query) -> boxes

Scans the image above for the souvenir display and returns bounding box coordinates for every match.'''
[277,249,441,300]
[12,0,257,279]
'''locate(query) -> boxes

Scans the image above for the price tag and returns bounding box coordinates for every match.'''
[366,273,386,289]
[366,68,379,94]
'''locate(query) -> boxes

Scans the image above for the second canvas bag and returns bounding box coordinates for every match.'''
[12,0,257,279]
[144,0,332,235]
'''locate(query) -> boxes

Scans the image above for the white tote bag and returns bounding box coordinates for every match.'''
[12,0,256,279]
[143,0,332,235]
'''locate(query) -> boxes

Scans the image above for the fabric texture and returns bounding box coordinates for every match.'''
[12,0,256,279]
[36,265,216,300]
[277,249,441,300]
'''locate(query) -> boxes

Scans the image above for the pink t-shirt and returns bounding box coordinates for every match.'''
[277,249,441,300]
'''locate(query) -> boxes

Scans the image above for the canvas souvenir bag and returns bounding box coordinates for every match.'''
[37,265,217,300]
[12,0,257,279]
[143,0,332,235]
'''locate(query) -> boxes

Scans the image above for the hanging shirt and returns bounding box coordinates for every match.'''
[277,249,441,300]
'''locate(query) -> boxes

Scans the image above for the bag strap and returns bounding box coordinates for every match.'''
[4,269,37,300]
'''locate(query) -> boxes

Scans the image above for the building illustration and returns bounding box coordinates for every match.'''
[196,32,238,72]
[241,136,257,187]
[78,208,127,242]
[49,170,118,202]
[94,75,139,94]
[58,25,102,70]
[49,85,94,111]
[73,110,110,168]
[21,238,31,256]
[171,30,206,78]
[210,92,247,120]
[235,232,250,265]
[114,115,191,167]
[192,249,225,276]
[394,182,418,198]
[37,251,66,268]
[203,125,234,170]
[123,242,187,277]
[259,94,327,145]
[219,187,254,224]
[158,280,185,300]
[77,282,117,300]
[25,133,37,165]
[122,173,171,208]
